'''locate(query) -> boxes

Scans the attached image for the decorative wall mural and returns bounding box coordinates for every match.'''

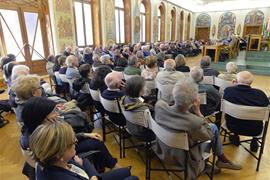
[153,16,159,42]
[53,0,75,52]
[135,16,140,33]
[212,24,216,37]
[133,0,140,43]
[245,10,264,25]
[105,0,115,43]
[196,13,211,27]
[237,24,241,35]
[218,11,236,39]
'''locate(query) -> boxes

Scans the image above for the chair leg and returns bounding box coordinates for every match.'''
[119,126,122,159]
[122,127,126,158]
[146,142,151,180]
[102,117,106,142]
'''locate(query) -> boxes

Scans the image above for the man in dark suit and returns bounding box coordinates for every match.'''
[223,71,269,152]
[200,56,220,77]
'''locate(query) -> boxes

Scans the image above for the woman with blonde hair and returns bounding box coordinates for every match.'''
[175,54,190,72]
[29,120,138,180]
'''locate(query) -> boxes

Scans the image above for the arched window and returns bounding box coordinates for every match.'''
[74,0,93,47]
[140,3,146,42]
[158,3,165,42]
[115,0,125,44]
[171,8,176,41]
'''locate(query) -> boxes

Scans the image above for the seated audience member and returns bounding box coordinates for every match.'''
[141,56,158,80]
[12,75,42,125]
[175,54,190,72]
[113,49,122,65]
[114,57,127,72]
[0,54,16,71]
[149,48,156,56]
[156,52,165,68]
[66,55,80,79]
[223,71,269,151]
[101,71,124,100]
[90,66,112,93]
[155,79,241,179]
[74,46,83,64]
[21,97,121,173]
[76,64,93,110]
[122,76,155,141]
[100,54,113,69]
[156,59,185,104]
[136,50,145,68]
[200,56,220,76]
[82,47,93,65]
[3,61,17,88]
[124,55,141,76]
[29,120,138,180]
[63,46,73,56]
[190,66,222,128]
[46,55,55,77]
[122,46,130,59]
[92,54,102,71]
[218,62,237,81]
[101,71,126,126]
[142,45,150,57]
[52,55,62,72]
[58,56,68,74]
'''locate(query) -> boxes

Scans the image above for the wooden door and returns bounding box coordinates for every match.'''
[195,27,210,41]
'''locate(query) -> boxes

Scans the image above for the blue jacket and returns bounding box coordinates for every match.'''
[223,85,269,136]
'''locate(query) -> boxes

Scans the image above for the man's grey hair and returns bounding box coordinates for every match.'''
[150,49,156,56]
[190,66,204,83]
[11,65,30,82]
[128,55,138,66]
[92,54,100,62]
[65,55,77,67]
[164,59,176,71]
[136,50,144,59]
[226,62,237,73]
[173,79,198,108]
[100,54,111,64]
[200,56,211,68]
[104,71,122,89]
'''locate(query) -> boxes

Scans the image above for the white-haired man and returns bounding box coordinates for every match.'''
[200,56,219,77]
[190,66,222,128]
[155,79,241,179]
[156,59,185,104]
[218,62,237,81]
[101,71,124,100]
[65,55,80,79]
[223,71,269,152]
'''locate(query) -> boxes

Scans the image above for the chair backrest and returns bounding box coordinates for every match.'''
[214,77,233,94]
[100,96,121,113]
[89,89,101,102]
[156,81,175,104]
[149,118,189,150]
[202,76,214,85]
[199,92,207,105]
[221,99,270,122]
[123,74,139,80]
[20,148,36,168]
[123,108,151,128]
[58,74,69,83]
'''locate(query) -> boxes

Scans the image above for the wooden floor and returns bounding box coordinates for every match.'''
[1,54,270,180]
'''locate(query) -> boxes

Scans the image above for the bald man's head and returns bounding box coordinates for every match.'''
[105,71,123,90]
[236,71,254,85]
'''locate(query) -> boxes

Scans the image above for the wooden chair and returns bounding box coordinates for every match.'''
[220,99,270,171]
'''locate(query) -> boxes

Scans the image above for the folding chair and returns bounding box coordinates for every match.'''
[220,99,270,171]
[199,92,207,105]
[122,108,155,165]
[156,81,175,105]
[202,76,214,85]
[147,118,216,180]
[213,77,233,95]
[100,96,127,158]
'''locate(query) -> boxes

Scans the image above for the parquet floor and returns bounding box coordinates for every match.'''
[1,54,270,180]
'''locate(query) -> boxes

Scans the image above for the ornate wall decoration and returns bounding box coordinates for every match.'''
[153,16,159,42]
[245,10,264,25]
[212,24,216,37]
[217,11,236,39]
[133,0,140,43]
[196,13,211,27]
[104,0,115,43]
[237,24,241,35]
[53,0,75,52]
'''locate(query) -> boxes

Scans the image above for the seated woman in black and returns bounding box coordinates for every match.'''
[121,76,155,142]
[29,120,138,180]
[174,54,190,72]
[20,97,119,173]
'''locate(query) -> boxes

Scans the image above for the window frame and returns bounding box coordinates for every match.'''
[73,0,94,48]
[115,2,125,44]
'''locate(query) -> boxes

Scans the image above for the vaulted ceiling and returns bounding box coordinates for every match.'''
[167,0,270,12]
